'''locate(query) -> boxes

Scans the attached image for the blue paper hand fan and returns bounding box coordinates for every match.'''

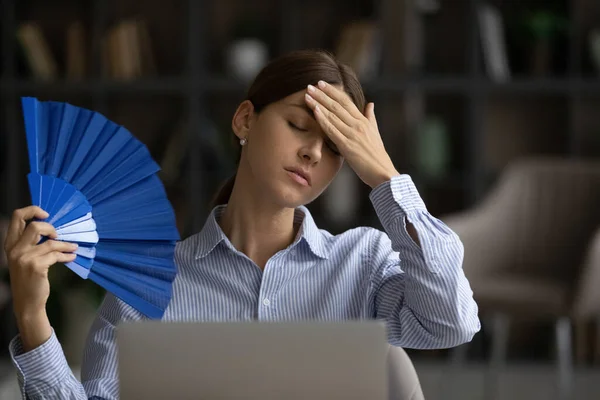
[21,97,180,319]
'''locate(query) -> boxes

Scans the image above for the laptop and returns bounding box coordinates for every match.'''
[117,321,389,400]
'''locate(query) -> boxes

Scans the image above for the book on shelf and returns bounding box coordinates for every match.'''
[335,21,382,81]
[102,18,157,81]
[478,3,511,82]
[66,21,86,80]
[16,22,59,81]
[136,19,157,76]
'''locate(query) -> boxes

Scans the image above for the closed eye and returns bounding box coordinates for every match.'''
[288,121,341,156]
[288,121,308,132]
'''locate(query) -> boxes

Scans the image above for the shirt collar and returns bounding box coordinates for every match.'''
[194,205,330,260]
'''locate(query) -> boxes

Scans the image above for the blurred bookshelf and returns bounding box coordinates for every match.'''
[3,0,600,230]
[2,0,600,362]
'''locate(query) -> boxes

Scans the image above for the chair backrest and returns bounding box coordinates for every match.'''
[474,157,600,284]
[387,345,425,400]
[573,226,600,318]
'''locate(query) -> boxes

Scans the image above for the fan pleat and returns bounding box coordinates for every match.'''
[45,177,68,216]
[97,240,175,256]
[86,151,159,204]
[71,121,121,188]
[49,103,76,176]
[58,108,94,181]
[87,271,165,319]
[22,97,41,174]
[95,249,177,280]
[72,127,132,190]
[61,113,109,184]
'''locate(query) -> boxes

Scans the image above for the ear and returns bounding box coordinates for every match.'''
[231,100,255,140]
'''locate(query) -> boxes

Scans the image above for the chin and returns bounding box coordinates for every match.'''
[270,182,318,209]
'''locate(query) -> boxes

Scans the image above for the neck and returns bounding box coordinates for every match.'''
[218,177,298,270]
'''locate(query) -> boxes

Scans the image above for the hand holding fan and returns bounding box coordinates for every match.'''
[21,97,180,319]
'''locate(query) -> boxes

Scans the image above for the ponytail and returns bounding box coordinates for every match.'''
[210,173,236,209]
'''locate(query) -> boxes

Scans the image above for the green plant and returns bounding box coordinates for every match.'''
[521,10,568,41]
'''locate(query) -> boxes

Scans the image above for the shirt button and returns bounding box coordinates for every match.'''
[262,299,271,306]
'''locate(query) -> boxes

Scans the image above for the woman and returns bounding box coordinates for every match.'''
[4,49,479,399]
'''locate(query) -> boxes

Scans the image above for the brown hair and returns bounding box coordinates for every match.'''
[210,49,366,209]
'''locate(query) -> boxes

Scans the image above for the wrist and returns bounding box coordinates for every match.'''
[369,168,401,189]
[15,309,52,352]
[15,304,47,323]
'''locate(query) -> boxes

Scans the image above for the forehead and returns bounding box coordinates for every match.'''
[279,85,352,110]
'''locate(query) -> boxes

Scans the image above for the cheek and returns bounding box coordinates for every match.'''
[248,148,278,179]
[256,120,294,157]
[315,157,344,189]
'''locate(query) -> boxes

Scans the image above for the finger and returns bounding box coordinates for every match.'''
[20,222,58,248]
[29,239,78,258]
[316,80,365,121]
[34,251,78,269]
[5,207,50,251]
[307,84,357,128]
[306,93,354,138]
[312,104,348,149]
[365,102,378,129]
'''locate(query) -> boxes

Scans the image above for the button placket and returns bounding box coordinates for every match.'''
[258,256,283,319]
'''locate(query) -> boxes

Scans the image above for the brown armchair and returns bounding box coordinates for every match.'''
[442,157,600,400]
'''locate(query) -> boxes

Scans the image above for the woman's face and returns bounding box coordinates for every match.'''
[233,88,346,208]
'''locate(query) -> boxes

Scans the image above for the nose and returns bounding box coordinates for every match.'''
[298,136,323,164]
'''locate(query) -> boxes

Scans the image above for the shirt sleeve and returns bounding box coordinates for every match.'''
[367,174,481,349]
[8,293,143,399]
[9,328,86,399]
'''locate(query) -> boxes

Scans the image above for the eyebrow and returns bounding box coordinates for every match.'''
[287,103,316,120]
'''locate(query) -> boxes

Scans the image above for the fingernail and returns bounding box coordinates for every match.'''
[71,243,79,249]
[314,104,321,114]
[305,93,314,102]
[307,84,316,93]
[318,80,327,89]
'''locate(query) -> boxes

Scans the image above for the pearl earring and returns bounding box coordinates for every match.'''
[240,137,247,146]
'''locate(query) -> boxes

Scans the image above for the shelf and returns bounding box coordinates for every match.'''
[0,77,249,95]
[0,77,475,96]
[364,77,471,94]
[368,77,600,96]
[483,79,600,95]
[4,77,600,97]
[0,78,186,95]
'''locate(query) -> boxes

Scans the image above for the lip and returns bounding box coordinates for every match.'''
[285,167,312,186]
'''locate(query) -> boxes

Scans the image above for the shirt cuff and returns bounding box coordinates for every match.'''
[369,175,427,230]
[9,329,71,397]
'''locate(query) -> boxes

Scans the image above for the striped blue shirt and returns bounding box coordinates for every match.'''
[9,175,480,399]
